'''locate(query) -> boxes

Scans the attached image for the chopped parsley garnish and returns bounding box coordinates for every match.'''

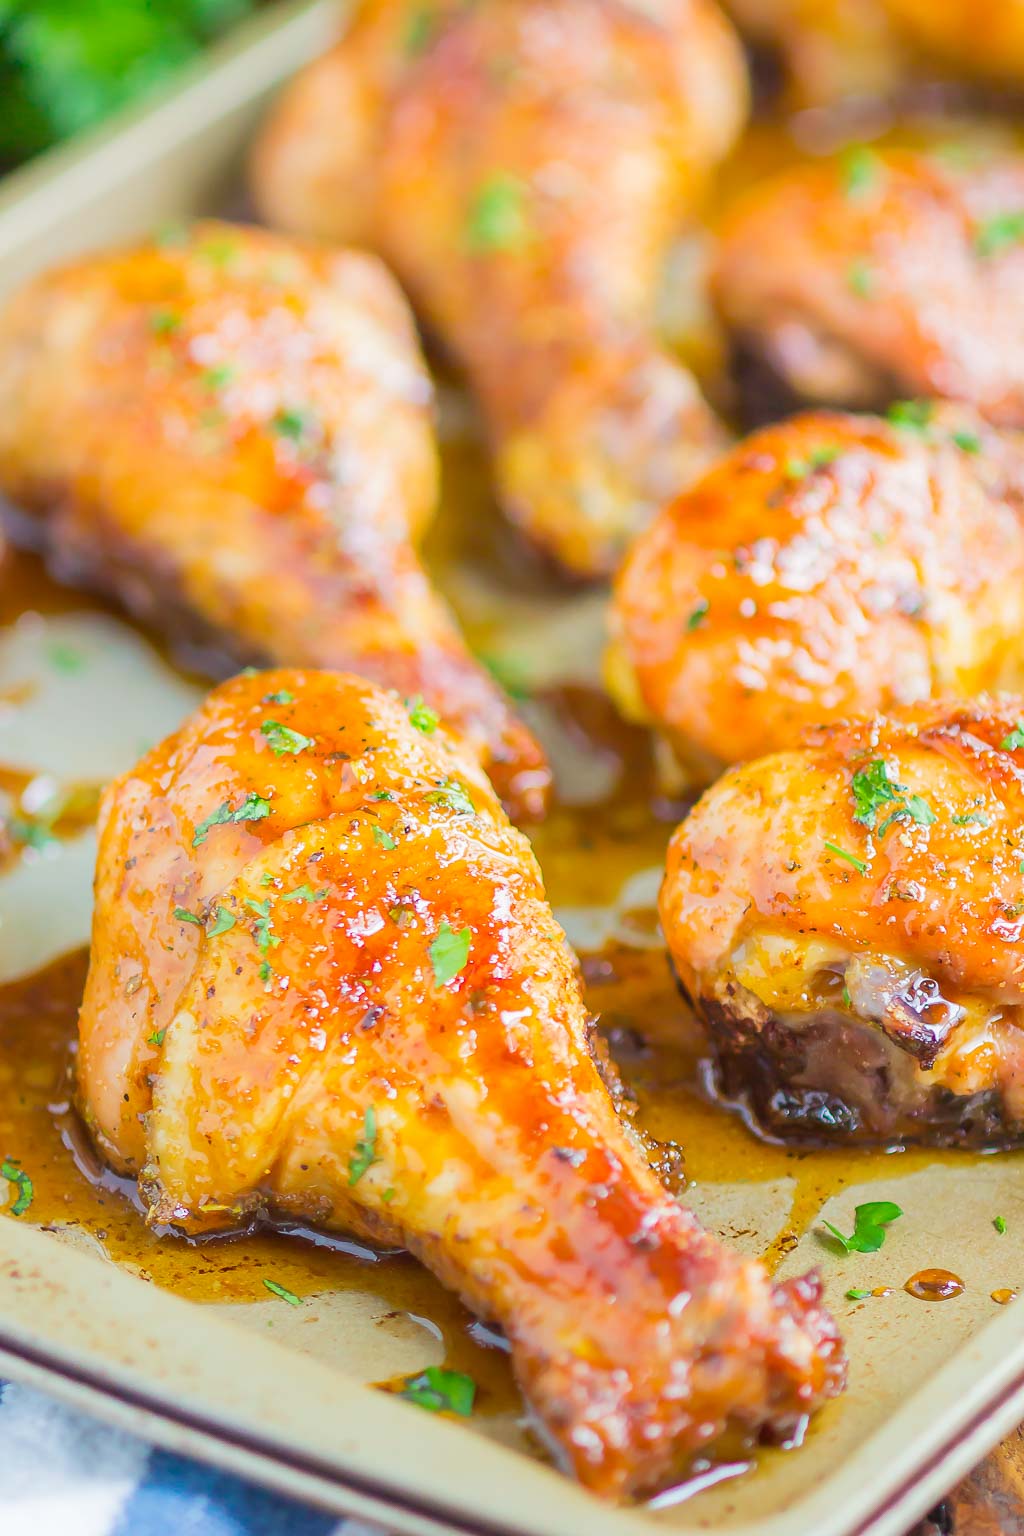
[887,399,933,433]
[995,1215,1007,1234]
[466,173,530,253]
[371,790,393,801]
[373,825,397,850]
[270,407,310,441]
[245,898,280,953]
[149,308,181,337]
[201,363,235,391]
[1,1160,33,1217]
[399,1365,475,1416]
[263,689,294,706]
[1002,722,1024,751]
[878,794,936,837]
[173,906,202,927]
[480,652,530,700]
[822,1200,903,1254]
[846,260,875,298]
[841,145,881,200]
[851,759,935,838]
[824,841,867,875]
[46,640,84,673]
[846,1288,872,1300]
[786,447,840,480]
[952,810,990,826]
[425,780,475,815]
[281,883,327,903]
[8,818,58,852]
[198,235,239,268]
[348,1106,378,1186]
[258,960,273,985]
[263,1278,301,1306]
[686,598,709,631]
[975,209,1024,259]
[407,697,439,734]
[261,719,314,756]
[403,4,434,55]
[193,793,272,847]
[952,430,981,454]
[147,1028,166,1047]
[207,906,236,937]
[429,921,472,986]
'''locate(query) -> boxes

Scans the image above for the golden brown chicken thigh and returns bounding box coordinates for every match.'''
[714,148,1024,428]
[608,405,1024,785]
[661,697,1024,1146]
[79,668,845,1499]
[0,221,548,819]
[253,0,748,576]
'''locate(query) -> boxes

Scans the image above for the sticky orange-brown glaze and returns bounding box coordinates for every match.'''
[608,407,1024,782]
[252,0,747,576]
[713,149,1024,427]
[0,221,548,819]
[660,698,1024,1144]
[78,667,845,1500]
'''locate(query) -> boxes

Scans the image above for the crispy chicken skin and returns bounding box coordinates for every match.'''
[713,149,1024,428]
[661,698,1024,1145]
[252,0,748,576]
[607,407,1024,784]
[0,221,548,819]
[79,668,845,1498]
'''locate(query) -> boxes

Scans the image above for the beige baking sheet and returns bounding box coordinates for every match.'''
[0,4,1021,1534]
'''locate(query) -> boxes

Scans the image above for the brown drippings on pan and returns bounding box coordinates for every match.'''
[904,1269,965,1301]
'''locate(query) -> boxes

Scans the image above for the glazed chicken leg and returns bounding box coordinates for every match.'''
[252,0,747,576]
[79,669,844,1499]
[662,697,1024,1146]
[714,148,1024,428]
[0,221,548,819]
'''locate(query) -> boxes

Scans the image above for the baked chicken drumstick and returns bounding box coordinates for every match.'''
[607,405,1024,785]
[661,697,1024,1146]
[0,221,548,819]
[78,668,845,1499]
[713,148,1024,428]
[252,0,747,576]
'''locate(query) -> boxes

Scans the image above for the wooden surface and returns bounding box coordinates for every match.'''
[913,1428,1024,1535]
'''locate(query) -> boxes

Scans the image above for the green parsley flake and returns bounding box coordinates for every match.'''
[348,1106,378,1186]
[786,447,840,480]
[193,793,272,848]
[199,235,239,268]
[1,1160,33,1217]
[425,780,475,815]
[824,840,868,875]
[281,883,327,903]
[207,906,236,937]
[399,1365,475,1416]
[373,825,397,851]
[995,1215,1007,1234]
[407,697,439,734]
[952,810,990,826]
[823,1200,903,1254]
[851,759,935,838]
[429,921,472,986]
[271,408,310,441]
[263,689,294,706]
[975,209,1024,259]
[403,4,434,55]
[466,174,531,253]
[258,960,273,985]
[686,598,709,631]
[846,260,875,298]
[841,145,881,200]
[245,898,280,953]
[173,906,203,927]
[148,1029,166,1047]
[846,1288,872,1300]
[952,430,981,454]
[1002,722,1024,751]
[261,719,314,756]
[201,363,235,392]
[9,818,58,852]
[263,1278,301,1306]
[480,653,530,700]
[888,399,934,433]
[150,309,181,337]
[46,641,84,673]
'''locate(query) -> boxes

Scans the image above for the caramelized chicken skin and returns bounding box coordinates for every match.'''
[714,149,1024,427]
[79,668,845,1499]
[0,221,548,819]
[253,0,748,576]
[608,406,1024,783]
[661,698,1024,1145]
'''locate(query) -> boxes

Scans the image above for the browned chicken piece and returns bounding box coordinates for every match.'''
[722,0,1024,105]
[78,668,845,1498]
[607,406,1024,785]
[252,0,748,577]
[0,221,549,820]
[661,697,1024,1146]
[713,148,1024,428]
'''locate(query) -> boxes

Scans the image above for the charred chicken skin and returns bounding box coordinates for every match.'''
[713,148,1024,429]
[0,221,548,819]
[661,698,1024,1146]
[78,668,845,1499]
[607,406,1024,784]
[252,0,748,576]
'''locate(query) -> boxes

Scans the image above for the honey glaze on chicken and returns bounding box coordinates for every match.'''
[661,698,1024,1146]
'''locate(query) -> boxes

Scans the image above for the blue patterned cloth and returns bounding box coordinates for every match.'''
[0,1380,383,1536]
